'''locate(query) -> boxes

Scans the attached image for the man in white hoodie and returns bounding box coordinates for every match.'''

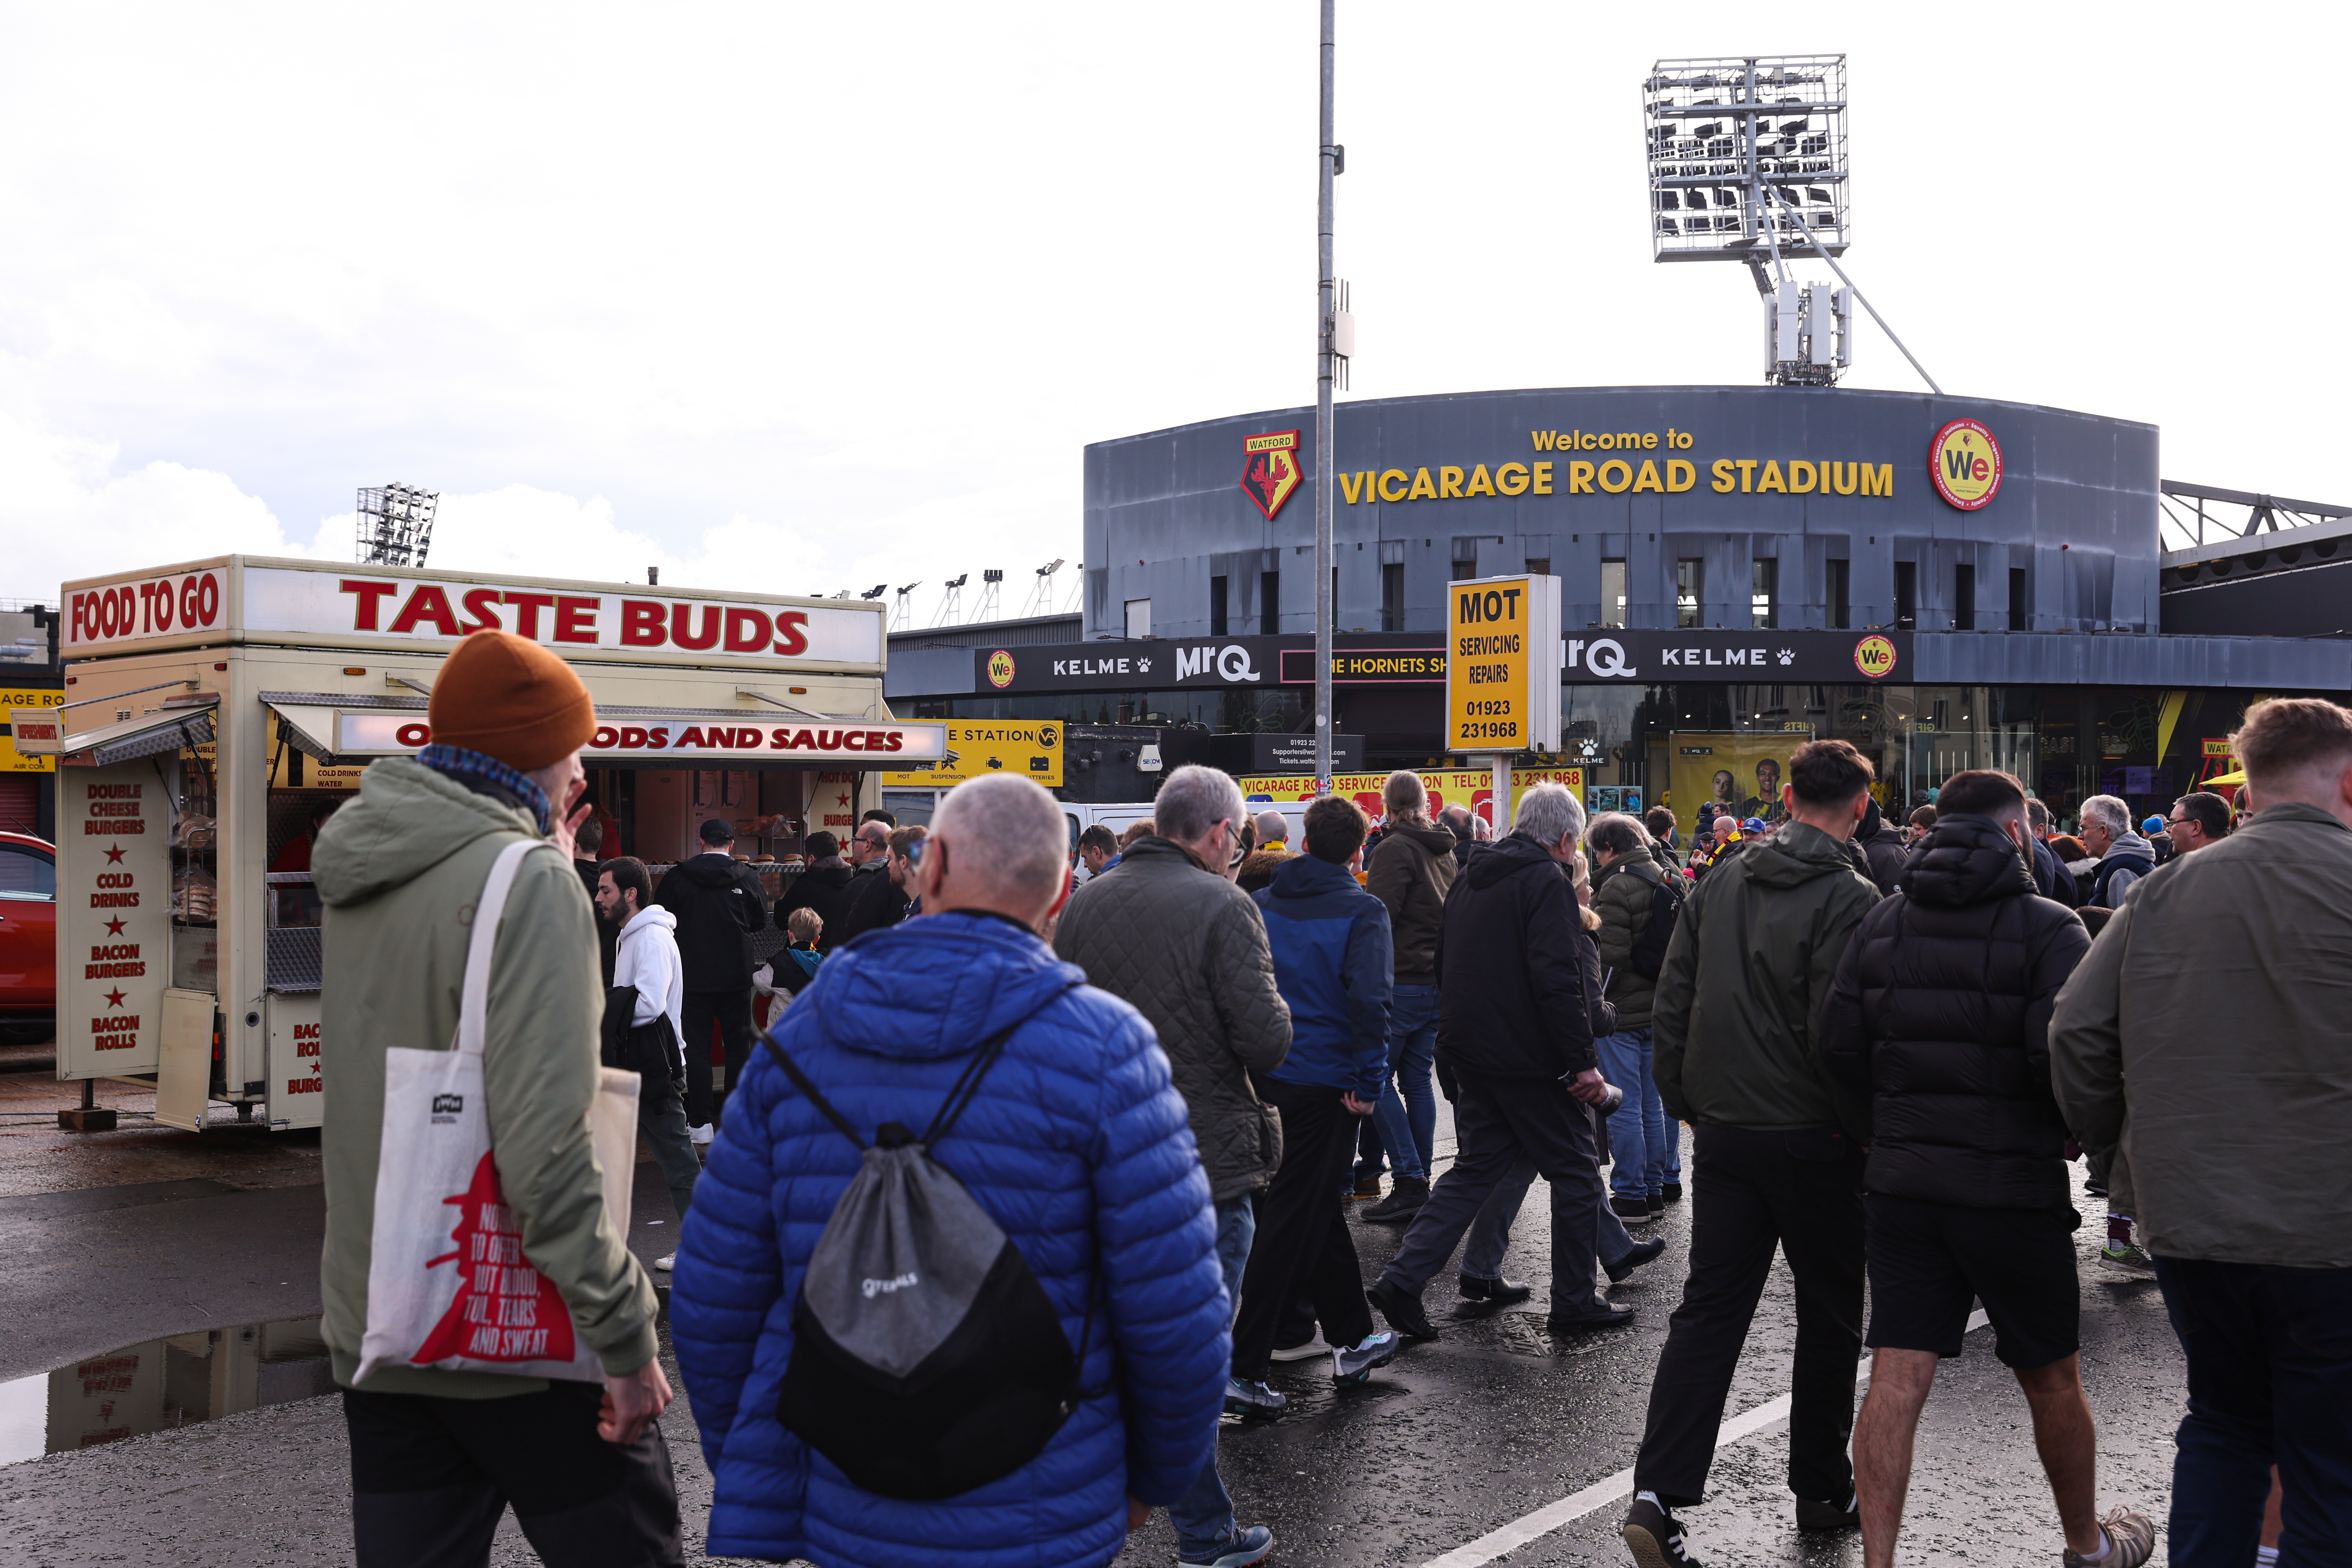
[596,855,701,1270]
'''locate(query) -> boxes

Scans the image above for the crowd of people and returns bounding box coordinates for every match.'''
[310,624,2350,1568]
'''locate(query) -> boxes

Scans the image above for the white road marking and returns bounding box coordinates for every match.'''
[1418,1308,1992,1568]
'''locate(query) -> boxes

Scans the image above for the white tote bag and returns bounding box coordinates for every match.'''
[355,838,641,1385]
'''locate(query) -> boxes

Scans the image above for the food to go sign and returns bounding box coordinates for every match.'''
[1444,574,1561,754]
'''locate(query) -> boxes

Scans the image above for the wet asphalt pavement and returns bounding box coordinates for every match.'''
[0,1088,2188,1568]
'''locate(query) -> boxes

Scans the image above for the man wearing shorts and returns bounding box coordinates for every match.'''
[1822,768,2153,1568]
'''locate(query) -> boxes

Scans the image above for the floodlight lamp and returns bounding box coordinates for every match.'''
[1643,53,1848,268]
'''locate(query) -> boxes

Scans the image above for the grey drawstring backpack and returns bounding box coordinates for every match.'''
[762,1023,1100,1499]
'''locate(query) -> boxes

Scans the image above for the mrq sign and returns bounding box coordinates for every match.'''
[976,630,1909,691]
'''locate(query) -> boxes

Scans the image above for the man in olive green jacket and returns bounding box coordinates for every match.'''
[315,629,675,1567]
[1622,740,1882,1566]
[2050,697,2352,1564]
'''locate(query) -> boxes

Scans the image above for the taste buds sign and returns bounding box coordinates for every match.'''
[61,560,884,670]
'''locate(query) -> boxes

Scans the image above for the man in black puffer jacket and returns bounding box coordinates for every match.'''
[1820,770,2151,1568]
[654,819,770,1138]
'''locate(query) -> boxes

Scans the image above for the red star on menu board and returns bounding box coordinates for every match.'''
[104,917,126,935]
[104,989,127,1008]
[104,844,126,864]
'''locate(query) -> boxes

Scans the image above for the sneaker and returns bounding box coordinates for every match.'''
[1222,1378,1287,1421]
[689,1123,714,1146]
[1362,1176,1429,1224]
[1180,1524,1275,1568]
[2063,1507,2156,1568]
[1623,1495,1703,1567]
[1611,1194,1656,1225]
[2099,1243,2157,1278]
[1458,1273,1533,1305]
[2084,1176,2109,1198]
[1366,1278,1441,1340]
[1267,1332,1332,1362]
[1347,1172,1384,1200]
[1795,1492,1859,1531]
[1662,1182,1684,1202]
[1331,1329,1401,1385]
[1605,1236,1667,1283]
[1648,1194,1667,1221]
[654,1253,676,1272]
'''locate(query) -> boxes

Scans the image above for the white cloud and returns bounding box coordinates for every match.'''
[0,408,335,598]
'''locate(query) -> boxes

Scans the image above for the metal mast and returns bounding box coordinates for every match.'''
[1313,0,1337,793]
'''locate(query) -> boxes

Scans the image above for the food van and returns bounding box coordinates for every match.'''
[20,555,942,1133]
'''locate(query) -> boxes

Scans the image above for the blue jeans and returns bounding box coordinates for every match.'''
[1371,984,1441,1182]
[2154,1255,2352,1566]
[1169,1195,1256,1557]
[1594,1026,1674,1199]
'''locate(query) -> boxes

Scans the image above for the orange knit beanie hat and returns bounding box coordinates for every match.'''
[427,630,595,770]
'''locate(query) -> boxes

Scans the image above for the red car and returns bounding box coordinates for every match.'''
[0,831,56,1043]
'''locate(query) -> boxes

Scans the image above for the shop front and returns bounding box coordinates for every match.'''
[24,556,936,1132]
[894,622,2347,838]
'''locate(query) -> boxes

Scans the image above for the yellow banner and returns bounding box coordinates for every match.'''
[0,689,63,774]
[1237,767,1582,830]
[881,720,1063,788]
[1447,577,1535,752]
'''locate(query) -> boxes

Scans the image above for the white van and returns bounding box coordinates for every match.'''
[1063,798,1312,882]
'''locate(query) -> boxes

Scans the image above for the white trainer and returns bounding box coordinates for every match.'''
[655,1253,676,1272]
[689,1123,714,1146]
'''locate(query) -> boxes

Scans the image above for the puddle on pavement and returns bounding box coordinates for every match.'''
[0,1316,335,1466]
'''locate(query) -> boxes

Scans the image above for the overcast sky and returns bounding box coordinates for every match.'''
[2,2,2343,610]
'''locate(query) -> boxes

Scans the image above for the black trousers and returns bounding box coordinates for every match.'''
[680,987,752,1127]
[1632,1122,1866,1509]
[1231,1076,1377,1378]
[1376,1066,1608,1315]
[344,1382,682,1568]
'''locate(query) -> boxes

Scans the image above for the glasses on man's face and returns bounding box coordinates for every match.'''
[1225,820,1248,870]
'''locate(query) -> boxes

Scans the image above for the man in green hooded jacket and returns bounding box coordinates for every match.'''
[1622,739,1882,1568]
[314,629,676,1568]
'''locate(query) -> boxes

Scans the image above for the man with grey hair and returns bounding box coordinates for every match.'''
[1253,809,1289,849]
[671,771,1237,1567]
[1368,782,1625,1339]
[2076,794,2154,909]
[1361,768,1455,1223]
[1053,764,1289,1568]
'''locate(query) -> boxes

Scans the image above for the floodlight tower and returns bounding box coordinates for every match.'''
[974,569,1004,622]
[932,574,968,627]
[1023,560,1065,617]
[891,582,920,630]
[355,483,441,567]
[1642,55,1938,392]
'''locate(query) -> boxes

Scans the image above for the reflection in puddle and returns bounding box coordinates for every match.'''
[0,1316,335,1466]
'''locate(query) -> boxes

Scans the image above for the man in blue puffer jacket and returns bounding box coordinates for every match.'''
[1228,794,1403,1401]
[669,774,1230,1568]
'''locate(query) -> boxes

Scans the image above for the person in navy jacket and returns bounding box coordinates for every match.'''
[1227,795,1402,1404]
[668,774,1229,1568]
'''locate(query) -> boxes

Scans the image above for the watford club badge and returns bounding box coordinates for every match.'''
[1240,429,1304,520]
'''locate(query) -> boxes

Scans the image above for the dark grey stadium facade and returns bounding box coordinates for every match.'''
[888,385,2350,834]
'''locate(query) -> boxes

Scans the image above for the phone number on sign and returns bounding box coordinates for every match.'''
[1456,721,1523,741]
[1461,699,1517,716]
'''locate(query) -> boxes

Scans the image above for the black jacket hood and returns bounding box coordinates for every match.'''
[1466,831,1557,890]
[1899,814,2038,907]
[796,862,854,891]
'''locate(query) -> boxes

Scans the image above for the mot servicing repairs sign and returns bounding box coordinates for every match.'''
[1444,574,1560,754]
[60,557,885,672]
